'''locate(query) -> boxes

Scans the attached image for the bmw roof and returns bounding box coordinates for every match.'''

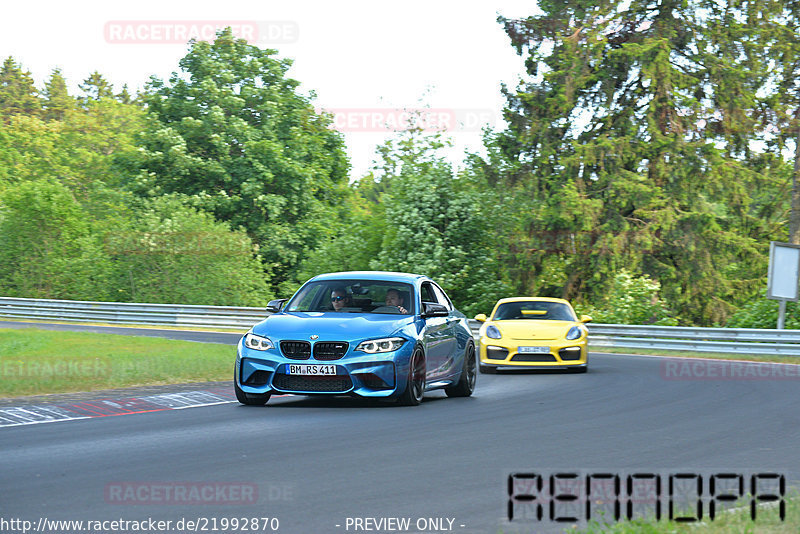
[308,271,430,283]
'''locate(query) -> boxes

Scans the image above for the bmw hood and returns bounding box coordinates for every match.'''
[251,312,415,341]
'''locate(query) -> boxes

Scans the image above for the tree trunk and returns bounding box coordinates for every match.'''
[791,107,800,245]
[791,130,800,244]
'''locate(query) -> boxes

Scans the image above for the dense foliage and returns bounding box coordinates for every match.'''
[299,129,510,316]
[120,28,350,295]
[469,0,796,325]
[1,9,799,325]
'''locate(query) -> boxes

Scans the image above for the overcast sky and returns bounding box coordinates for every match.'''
[2,0,537,178]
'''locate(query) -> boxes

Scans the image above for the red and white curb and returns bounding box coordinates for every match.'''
[0,387,238,427]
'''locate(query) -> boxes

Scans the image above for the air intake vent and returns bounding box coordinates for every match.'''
[313,342,348,360]
[280,341,311,360]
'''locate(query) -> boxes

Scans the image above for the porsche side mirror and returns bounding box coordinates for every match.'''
[474,313,488,322]
[580,315,593,323]
[267,299,288,313]
[421,302,449,318]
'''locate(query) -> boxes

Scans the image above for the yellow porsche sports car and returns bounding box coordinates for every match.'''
[474,297,591,373]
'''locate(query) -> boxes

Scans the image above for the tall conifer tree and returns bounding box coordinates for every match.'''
[482,0,788,324]
[0,57,41,118]
[42,68,75,121]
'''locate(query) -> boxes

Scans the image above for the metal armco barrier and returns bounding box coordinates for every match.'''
[0,297,265,330]
[587,324,800,356]
[1,297,799,356]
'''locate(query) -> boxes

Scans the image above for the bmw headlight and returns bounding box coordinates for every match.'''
[355,337,405,354]
[566,326,585,341]
[486,325,502,339]
[243,333,274,351]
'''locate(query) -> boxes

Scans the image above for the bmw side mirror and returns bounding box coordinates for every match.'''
[267,299,288,313]
[421,302,449,318]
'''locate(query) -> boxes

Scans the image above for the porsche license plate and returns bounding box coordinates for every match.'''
[287,364,337,375]
[518,346,550,354]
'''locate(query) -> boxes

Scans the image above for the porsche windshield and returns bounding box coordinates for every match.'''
[285,280,415,315]
[493,301,575,321]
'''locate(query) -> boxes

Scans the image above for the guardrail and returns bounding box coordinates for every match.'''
[2,297,800,356]
[587,324,800,356]
[0,297,264,330]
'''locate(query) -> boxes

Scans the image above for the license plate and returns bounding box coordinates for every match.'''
[518,346,550,354]
[287,364,337,375]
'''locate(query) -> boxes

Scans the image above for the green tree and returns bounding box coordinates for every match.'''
[375,165,509,316]
[481,0,789,324]
[296,176,385,286]
[42,68,75,121]
[581,270,676,325]
[726,295,800,329]
[0,180,111,300]
[123,28,349,294]
[0,98,146,197]
[105,197,272,306]
[310,129,509,315]
[751,3,800,243]
[0,57,41,119]
[79,71,114,104]
[300,127,511,315]
[116,84,134,105]
[0,115,62,189]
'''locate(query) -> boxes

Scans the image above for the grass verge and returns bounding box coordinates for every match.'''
[4,325,799,399]
[0,327,235,398]
[576,492,798,533]
[0,317,248,333]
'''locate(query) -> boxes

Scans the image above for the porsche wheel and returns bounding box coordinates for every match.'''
[446,343,476,397]
[398,348,426,406]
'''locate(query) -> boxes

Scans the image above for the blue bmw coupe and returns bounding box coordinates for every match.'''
[234,271,476,406]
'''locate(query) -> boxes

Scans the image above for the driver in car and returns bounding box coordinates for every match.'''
[330,287,353,311]
[384,289,408,314]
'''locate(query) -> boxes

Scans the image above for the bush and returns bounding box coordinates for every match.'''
[0,180,112,300]
[726,296,800,329]
[581,270,677,325]
[104,197,272,306]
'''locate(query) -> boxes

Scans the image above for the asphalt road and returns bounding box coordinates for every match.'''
[1,323,799,533]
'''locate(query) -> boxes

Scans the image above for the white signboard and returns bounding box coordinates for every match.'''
[767,241,800,301]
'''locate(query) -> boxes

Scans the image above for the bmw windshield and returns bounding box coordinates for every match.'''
[285,280,416,314]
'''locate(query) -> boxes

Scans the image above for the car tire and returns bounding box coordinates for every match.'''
[234,374,271,406]
[446,343,476,397]
[397,348,426,406]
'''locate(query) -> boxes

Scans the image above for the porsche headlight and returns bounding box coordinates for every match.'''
[355,337,406,354]
[486,325,502,339]
[243,333,274,351]
[566,326,585,340]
